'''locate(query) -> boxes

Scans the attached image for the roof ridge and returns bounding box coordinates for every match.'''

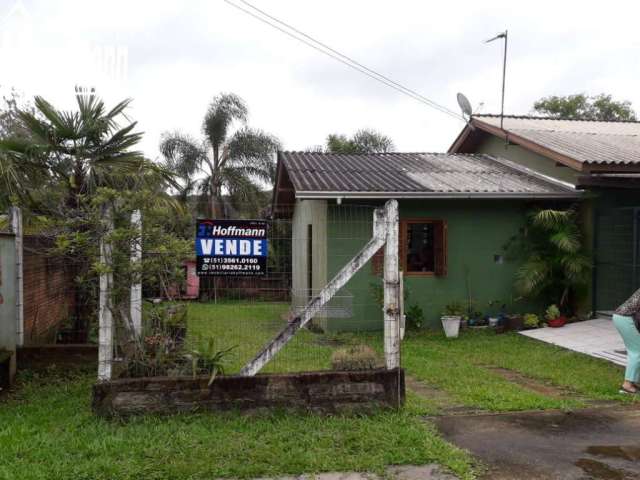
[474,113,640,124]
[279,151,492,156]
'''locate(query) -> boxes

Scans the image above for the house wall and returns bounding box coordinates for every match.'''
[323,199,542,331]
[472,135,595,316]
[291,199,328,327]
[474,135,581,185]
[22,236,76,344]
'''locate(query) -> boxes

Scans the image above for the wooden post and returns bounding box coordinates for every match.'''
[98,204,114,381]
[8,207,23,347]
[130,209,142,339]
[240,206,388,377]
[383,200,400,370]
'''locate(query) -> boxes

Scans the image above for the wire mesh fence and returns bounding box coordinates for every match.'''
[177,202,388,375]
[7,201,394,377]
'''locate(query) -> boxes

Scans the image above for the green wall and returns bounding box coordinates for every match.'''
[474,136,580,185]
[323,199,541,331]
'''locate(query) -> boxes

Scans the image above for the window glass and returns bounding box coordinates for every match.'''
[406,222,435,273]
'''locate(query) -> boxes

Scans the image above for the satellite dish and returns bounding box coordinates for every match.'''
[456,92,476,130]
[457,93,473,118]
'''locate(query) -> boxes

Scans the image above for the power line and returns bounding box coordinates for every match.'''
[223,0,464,121]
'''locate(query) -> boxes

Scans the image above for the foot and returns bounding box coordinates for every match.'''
[620,381,638,394]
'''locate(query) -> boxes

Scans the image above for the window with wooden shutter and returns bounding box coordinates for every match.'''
[401,219,447,277]
[433,220,447,276]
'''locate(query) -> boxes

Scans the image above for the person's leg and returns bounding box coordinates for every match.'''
[612,314,640,392]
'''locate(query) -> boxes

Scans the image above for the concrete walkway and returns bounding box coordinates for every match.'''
[520,318,627,366]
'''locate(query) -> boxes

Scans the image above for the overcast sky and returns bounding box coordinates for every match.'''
[2,0,640,161]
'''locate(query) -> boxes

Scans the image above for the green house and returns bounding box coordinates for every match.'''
[450,114,640,314]
[272,151,579,331]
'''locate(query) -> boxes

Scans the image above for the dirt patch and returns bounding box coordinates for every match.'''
[484,366,620,407]
[406,376,485,415]
[485,366,574,398]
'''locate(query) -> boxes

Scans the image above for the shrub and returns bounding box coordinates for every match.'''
[331,345,380,371]
[523,313,540,328]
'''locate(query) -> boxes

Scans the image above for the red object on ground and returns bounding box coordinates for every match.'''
[548,316,567,328]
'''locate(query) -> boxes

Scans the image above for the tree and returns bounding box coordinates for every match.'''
[532,93,637,121]
[0,88,170,212]
[325,128,394,154]
[508,208,591,314]
[160,93,280,218]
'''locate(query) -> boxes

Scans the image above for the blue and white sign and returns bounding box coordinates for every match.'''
[195,219,268,276]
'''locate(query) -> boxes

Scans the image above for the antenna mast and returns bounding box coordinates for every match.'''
[486,30,508,130]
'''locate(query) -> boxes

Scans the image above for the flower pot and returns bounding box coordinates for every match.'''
[507,315,524,331]
[547,316,567,328]
[441,316,461,338]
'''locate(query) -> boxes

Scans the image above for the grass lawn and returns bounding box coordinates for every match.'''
[0,301,634,480]
[403,329,636,412]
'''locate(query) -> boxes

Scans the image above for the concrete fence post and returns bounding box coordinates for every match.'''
[130,209,142,339]
[98,204,114,381]
[8,207,23,347]
[383,200,400,370]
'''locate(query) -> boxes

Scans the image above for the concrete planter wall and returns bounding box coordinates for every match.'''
[92,368,404,417]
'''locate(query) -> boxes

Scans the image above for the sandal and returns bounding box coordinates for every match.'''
[619,386,638,395]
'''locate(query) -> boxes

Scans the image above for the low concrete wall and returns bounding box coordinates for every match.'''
[92,368,404,417]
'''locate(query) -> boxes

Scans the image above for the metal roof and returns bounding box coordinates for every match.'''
[278,151,578,199]
[474,115,640,166]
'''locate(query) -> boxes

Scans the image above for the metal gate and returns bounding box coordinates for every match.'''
[594,206,640,312]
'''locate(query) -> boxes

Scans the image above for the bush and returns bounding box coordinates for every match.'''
[331,345,381,371]
[523,313,540,328]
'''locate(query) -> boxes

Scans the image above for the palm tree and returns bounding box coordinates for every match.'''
[0,88,171,211]
[513,208,591,313]
[160,93,280,218]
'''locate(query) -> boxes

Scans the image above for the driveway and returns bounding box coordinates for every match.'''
[432,405,640,479]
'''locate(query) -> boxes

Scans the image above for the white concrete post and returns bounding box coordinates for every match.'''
[9,207,24,347]
[98,204,114,381]
[383,200,400,370]
[130,209,142,339]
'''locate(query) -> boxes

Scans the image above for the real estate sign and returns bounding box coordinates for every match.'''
[195,219,268,276]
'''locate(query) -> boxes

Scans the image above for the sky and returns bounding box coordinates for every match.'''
[2,0,640,161]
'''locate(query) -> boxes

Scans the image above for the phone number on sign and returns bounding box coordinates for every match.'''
[203,257,260,265]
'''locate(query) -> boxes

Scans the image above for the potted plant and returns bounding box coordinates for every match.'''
[523,313,540,329]
[545,304,566,328]
[506,314,524,331]
[441,301,465,338]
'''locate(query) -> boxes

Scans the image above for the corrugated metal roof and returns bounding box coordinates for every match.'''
[279,151,578,198]
[475,115,640,165]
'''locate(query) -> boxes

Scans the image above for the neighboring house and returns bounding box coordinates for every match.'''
[272,151,579,331]
[449,114,640,313]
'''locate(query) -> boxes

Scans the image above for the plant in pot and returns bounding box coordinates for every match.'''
[441,301,465,338]
[545,304,566,328]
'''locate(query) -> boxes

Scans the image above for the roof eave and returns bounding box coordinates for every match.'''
[295,191,581,200]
